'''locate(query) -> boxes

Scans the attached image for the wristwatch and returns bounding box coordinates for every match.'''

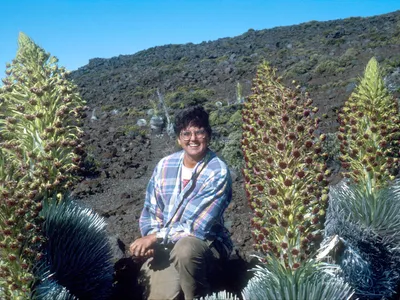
[155,231,164,243]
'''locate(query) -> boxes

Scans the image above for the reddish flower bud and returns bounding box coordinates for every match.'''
[292,149,301,158]
[255,210,263,218]
[366,147,374,153]
[24,223,34,230]
[270,202,278,209]
[307,233,314,241]
[284,179,293,187]
[293,263,300,269]
[25,114,35,121]
[314,147,322,154]
[296,170,305,178]
[261,228,269,236]
[279,161,287,169]
[3,228,12,235]
[269,217,277,225]
[266,171,274,179]
[341,162,350,168]
[277,142,285,151]
[10,242,19,250]
[305,140,313,148]
[8,254,17,261]
[288,132,296,140]
[36,252,43,261]
[280,219,289,227]
[17,234,25,242]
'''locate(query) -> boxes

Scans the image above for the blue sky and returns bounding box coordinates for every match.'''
[1,0,399,71]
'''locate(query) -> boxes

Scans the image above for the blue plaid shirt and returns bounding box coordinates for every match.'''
[139,149,233,254]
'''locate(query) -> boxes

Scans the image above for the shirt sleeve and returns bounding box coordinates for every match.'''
[139,162,164,237]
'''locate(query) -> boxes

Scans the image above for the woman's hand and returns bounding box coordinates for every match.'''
[129,233,157,258]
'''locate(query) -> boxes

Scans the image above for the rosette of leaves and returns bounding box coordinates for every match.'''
[32,194,113,299]
[324,180,400,298]
[242,256,354,300]
[199,291,239,300]
[33,276,77,300]
[0,32,86,298]
[241,62,329,269]
[337,57,400,192]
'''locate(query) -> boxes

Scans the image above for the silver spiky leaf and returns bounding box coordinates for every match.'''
[324,180,400,299]
[197,290,239,300]
[242,257,354,300]
[37,195,114,299]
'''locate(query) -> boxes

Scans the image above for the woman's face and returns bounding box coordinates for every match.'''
[177,125,209,162]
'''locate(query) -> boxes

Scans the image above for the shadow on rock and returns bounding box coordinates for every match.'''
[209,251,257,299]
[111,257,146,300]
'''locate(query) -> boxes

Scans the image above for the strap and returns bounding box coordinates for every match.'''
[162,151,212,243]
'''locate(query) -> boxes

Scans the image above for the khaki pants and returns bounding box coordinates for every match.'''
[140,236,222,300]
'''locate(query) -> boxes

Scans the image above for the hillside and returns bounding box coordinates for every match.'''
[71,10,400,132]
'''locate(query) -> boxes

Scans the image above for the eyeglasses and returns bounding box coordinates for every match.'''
[180,129,207,141]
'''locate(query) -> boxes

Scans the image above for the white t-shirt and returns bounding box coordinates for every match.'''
[181,164,193,188]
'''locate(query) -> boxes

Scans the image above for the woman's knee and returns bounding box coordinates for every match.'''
[172,236,208,262]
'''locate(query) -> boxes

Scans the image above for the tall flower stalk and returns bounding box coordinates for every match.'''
[241,63,354,299]
[0,32,86,298]
[337,57,400,192]
[241,62,329,269]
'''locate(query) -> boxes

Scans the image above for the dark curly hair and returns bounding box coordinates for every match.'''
[174,105,212,137]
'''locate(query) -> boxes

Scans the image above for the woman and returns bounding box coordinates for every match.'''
[129,105,232,300]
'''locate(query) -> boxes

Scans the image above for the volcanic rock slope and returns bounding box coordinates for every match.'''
[70,10,400,263]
